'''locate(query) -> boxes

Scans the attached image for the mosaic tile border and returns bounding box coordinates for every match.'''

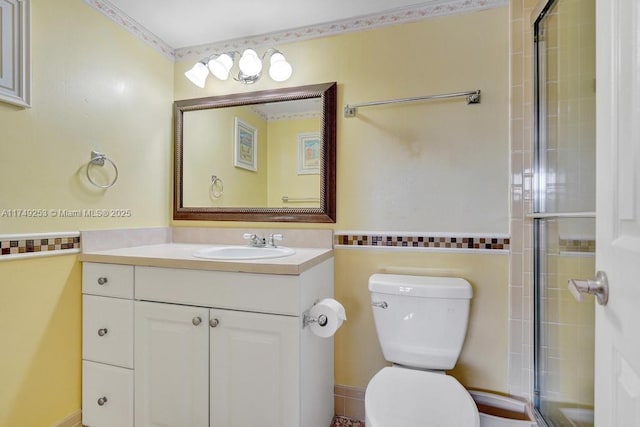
[0,232,81,259]
[559,238,595,253]
[335,233,510,251]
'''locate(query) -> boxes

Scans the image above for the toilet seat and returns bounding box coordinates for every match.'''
[365,367,480,427]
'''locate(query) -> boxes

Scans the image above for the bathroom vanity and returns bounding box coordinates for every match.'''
[80,242,334,427]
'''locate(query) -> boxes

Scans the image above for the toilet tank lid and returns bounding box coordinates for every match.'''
[368,274,472,299]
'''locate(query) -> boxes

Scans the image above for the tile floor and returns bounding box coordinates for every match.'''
[331,415,365,427]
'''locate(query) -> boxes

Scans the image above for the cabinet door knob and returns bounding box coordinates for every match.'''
[97,396,108,406]
[192,316,202,326]
[97,277,108,285]
[209,318,219,328]
[97,328,108,336]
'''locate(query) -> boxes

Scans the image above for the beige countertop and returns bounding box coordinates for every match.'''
[79,243,333,275]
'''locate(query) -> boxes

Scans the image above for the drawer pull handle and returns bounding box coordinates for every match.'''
[192,316,202,326]
[97,277,108,285]
[97,396,108,406]
[210,318,219,328]
[97,328,108,336]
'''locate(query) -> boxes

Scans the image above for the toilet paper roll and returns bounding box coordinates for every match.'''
[309,298,347,338]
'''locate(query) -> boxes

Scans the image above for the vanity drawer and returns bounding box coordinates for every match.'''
[83,263,134,299]
[82,360,133,427]
[83,295,134,368]
[135,266,301,316]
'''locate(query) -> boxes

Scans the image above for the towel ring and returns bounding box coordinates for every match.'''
[86,151,118,189]
[210,175,223,199]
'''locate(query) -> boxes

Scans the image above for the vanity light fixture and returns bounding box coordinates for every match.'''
[185,48,293,88]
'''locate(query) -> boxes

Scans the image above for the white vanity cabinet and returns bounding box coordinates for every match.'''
[82,256,334,427]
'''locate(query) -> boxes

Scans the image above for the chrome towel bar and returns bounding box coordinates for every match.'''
[282,196,320,203]
[344,89,481,117]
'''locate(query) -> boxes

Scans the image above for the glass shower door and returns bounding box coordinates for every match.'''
[533,1,595,426]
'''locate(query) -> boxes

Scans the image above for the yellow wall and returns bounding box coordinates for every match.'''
[0,256,81,427]
[0,0,174,234]
[0,1,174,425]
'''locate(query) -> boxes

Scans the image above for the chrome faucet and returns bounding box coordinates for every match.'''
[243,233,284,248]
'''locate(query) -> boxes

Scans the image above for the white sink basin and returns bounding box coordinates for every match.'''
[192,245,296,260]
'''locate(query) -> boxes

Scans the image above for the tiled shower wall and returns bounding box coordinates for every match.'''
[509,0,537,400]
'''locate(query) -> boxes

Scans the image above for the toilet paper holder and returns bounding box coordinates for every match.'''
[303,313,328,328]
[303,299,328,329]
[303,311,328,328]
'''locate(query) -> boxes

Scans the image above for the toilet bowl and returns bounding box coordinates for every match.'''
[365,367,480,427]
[365,274,479,426]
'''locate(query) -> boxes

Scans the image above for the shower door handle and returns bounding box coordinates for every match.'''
[568,271,609,306]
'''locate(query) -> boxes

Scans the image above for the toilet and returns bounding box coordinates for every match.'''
[365,274,480,427]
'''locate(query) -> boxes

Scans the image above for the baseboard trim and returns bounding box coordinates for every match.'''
[50,410,82,427]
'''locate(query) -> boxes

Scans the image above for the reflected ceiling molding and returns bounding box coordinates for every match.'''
[250,98,323,122]
[249,107,323,122]
[84,0,507,61]
[83,0,175,60]
[262,110,323,122]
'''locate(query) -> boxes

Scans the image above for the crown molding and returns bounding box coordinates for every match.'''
[84,0,507,62]
[83,0,175,60]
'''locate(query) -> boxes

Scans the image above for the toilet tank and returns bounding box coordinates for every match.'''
[368,274,473,370]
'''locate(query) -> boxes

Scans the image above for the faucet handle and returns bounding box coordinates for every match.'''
[268,233,284,247]
[243,233,266,247]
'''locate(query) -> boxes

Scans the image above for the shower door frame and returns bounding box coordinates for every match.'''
[531,0,596,425]
[532,2,552,422]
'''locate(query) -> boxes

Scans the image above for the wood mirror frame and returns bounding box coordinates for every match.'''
[173,82,336,223]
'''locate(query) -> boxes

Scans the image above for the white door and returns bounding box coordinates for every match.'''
[595,0,640,425]
[135,301,209,427]
[209,308,300,427]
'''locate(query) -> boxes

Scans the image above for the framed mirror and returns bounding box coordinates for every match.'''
[174,82,336,222]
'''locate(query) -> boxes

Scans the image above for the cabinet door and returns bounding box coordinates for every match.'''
[135,301,209,427]
[209,309,300,427]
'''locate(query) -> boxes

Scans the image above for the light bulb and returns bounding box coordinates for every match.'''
[238,49,262,77]
[269,53,293,82]
[184,62,209,88]
[208,54,233,80]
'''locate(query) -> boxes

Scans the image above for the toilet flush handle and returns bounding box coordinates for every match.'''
[372,301,388,309]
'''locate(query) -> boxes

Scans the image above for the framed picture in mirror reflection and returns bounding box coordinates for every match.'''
[297,132,320,175]
[234,117,257,171]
